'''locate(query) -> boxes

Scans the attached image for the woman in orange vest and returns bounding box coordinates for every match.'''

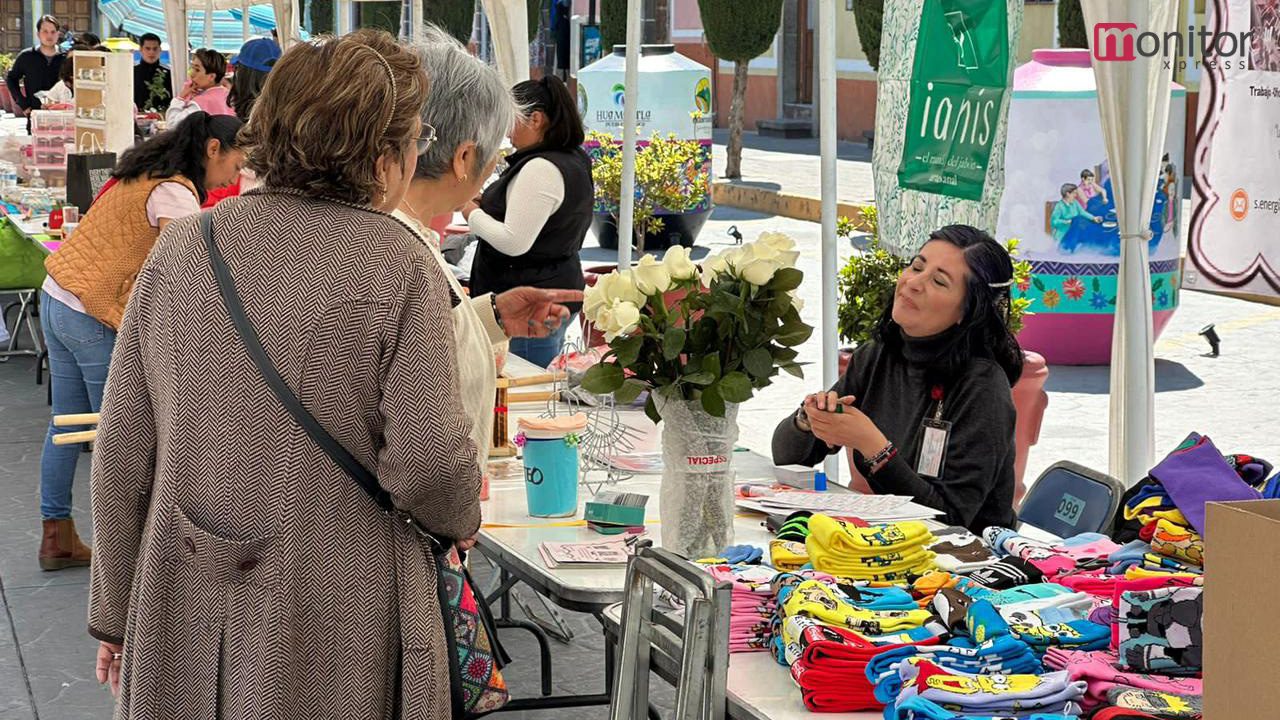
[36,111,244,570]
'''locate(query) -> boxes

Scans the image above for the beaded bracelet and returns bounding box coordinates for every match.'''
[490,293,504,331]
[867,442,898,471]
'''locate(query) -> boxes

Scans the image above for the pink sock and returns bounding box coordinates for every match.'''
[1042,648,1202,710]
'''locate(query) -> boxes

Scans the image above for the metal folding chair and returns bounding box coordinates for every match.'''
[609,547,732,720]
[0,289,44,359]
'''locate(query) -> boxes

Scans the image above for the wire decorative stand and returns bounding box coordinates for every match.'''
[541,338,640,496]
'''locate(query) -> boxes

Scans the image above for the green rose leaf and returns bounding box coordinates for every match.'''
[612,334,644,367]
[662,327,686,361]
[682,371,715,386]
[582,363,625,394]
[700,383,726,417]
[718,371,753,403]
[743,347,774,378]
[767,267,804,292]
[776,323,814,347]
[644,392,662,424]
[701,352,721,379]
[614,379,646,405]
[780,361,805,379]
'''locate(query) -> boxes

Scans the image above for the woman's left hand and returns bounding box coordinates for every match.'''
[805,399,889,457]
[495,288,583,338]
[96,641,123,696]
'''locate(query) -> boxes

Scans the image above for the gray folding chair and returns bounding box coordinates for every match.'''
[609,547,732,720]
[1018,460,1126,538]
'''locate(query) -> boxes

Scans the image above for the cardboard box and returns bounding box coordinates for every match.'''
[1204,500,1280,719]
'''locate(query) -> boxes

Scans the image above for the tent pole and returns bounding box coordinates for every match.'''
[205,0,214,48]
[616,0,641,269]
[243,0,250,43]
[818,0,839,484]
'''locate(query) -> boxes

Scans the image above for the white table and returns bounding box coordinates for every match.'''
[476,360,884,717]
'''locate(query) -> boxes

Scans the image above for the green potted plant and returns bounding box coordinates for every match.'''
[588,130,710,255]
[834,213,1048,495]
[580,233,812,558]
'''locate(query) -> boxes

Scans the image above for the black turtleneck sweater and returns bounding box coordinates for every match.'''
[772,329,1018,534]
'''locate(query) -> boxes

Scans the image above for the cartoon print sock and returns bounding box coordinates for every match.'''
[1147,518,1204,567]
[928,526,999,572]
[1008,619,1111,653]
[1042,648,1203,711]
[933,586,977,633]
[896,659,1086,716]
[1117,586,1203,675]
[889,696,1079,720]
[769,538,809,571]
[782,579,933,635]
[1103,687,1203,719]
[964,599,1012,643]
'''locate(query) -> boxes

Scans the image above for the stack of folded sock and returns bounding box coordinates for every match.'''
[1042,648,1202,711]
[967,556,1045,589]
[928,526,999,573]
[769,539,809,571]
[962,595,1108,657]
[888,658,1086,718]
[781,614,941,712]
[913,571,991,609]
[1107,541,1152,575]
[702,564,779,653]
[982,527,1120,581]
[866,635,1042,703]
[806,515,937,582]
[886,696,1080,720]
[1116,585,1203,675]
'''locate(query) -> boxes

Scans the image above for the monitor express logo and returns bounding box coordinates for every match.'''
[1231,189,1249,221]
[1094,23,1139,61]
[1092,23,1252,69]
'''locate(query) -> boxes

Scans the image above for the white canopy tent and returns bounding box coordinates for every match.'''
[158,0,298,93]
[1080,0,1178,486]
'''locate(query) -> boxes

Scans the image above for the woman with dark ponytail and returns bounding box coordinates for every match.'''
[35,111,243,571]
[773,225,1024,533]
[464,73,593,367]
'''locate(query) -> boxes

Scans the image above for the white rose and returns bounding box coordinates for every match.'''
[632,254,672,296]
[596,268,646,307]
[661,245,699,281]
[598,299,641,342]
[583,280,609,324]
[790,291,805,312]
[740,255,783,286]
[700,249,734,287]
[744,240,800,269]
[758,231,796,253]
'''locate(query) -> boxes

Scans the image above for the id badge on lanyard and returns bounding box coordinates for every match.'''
[917,385,951,479]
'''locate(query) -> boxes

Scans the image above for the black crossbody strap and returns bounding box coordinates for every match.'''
[200,211,447,553]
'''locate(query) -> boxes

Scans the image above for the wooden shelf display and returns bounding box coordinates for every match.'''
[73,51,134,156]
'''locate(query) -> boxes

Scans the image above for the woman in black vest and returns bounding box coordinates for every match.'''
[464,74,593,367]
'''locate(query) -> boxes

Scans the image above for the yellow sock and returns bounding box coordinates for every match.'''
[783,580,932,634]
[770,539,809,572]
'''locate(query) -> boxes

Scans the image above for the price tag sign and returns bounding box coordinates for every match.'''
[1054,492,1085,527]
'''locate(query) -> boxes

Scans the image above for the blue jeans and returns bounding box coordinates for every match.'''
[507,313,575,369]
[39,291,116,519]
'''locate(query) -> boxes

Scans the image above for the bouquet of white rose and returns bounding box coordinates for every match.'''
[578,232,815,558]
[580,231,813,420]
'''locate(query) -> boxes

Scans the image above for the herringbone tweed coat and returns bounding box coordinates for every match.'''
[87,189,482,720]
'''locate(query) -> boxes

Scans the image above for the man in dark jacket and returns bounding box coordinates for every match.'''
[4,15,65,129]
[133,33,172,112]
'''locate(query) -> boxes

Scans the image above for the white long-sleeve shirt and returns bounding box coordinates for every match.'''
[467,157,565,257]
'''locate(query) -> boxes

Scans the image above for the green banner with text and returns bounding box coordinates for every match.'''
[898,0,1010,201]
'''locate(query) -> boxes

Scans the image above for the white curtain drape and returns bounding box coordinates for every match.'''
[480,0,530,86]
[162,0,190,95]
[270,0,298,47]
[1080,0,1178,486]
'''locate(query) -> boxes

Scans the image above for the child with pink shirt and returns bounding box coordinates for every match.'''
[165,48,234,123]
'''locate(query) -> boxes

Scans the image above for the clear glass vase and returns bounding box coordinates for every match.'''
[654,392,739,559]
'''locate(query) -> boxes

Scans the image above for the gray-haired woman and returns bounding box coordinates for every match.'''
[395,26,578,472]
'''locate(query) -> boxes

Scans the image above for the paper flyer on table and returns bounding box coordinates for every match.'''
[538,538,634,568]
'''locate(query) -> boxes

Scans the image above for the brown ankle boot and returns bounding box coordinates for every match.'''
[39,518,92,571]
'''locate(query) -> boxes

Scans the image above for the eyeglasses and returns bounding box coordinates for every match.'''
[416,123,437,155]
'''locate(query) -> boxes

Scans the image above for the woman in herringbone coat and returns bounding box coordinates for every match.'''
[86,30,558,719]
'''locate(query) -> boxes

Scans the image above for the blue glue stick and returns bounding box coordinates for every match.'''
[814,471,828,492]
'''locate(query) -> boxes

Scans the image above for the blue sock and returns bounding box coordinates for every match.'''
[964,599,1011,643]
